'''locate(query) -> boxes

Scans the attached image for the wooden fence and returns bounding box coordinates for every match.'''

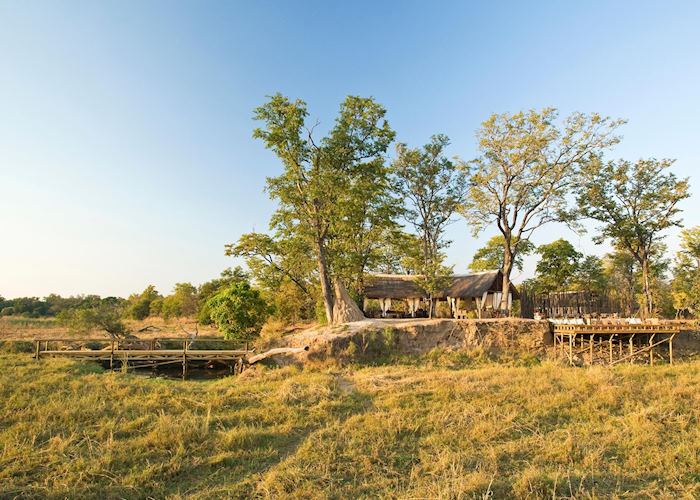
[520,289,638,319]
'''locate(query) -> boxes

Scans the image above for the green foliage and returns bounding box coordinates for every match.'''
[603,246,639,316]
[197,267,250,325]
[0,294,106,318]
[252,93,395,323]
[672,227,700,317]
[577,158,690,317]
[161,282,198,320]
[57,299,127,338]
[574,255,608,293]
[125,285,161,320]
[393,134,467,265]
[392,135,466,316]
[226,234,316,322]
[206,281,271,341]
[531,239,583,293]
[469,235,534,272]
[460,108,623,310]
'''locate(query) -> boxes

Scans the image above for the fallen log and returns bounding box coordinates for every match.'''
[247,346,309,365]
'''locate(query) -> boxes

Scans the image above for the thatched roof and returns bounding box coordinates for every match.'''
[364,271,519,300]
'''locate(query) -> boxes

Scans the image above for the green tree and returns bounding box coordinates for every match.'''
[603,246,639,317]
[577,158,690,317]
[226,234,317,323]
[459,108,623,312]
[57,299,127,339]
[531,239,583,293]
[206,281,271,342]
[253,93,395,323]
[162,283,198,320]
[197,267,250,324]
[573,255,608,293]
[227,233,314,299]
[329,167,402,300]
[126,285,161,320]
[469,235,534,272]
[392,135,467,316]
[671,227,700,317]
[371,231,424,275]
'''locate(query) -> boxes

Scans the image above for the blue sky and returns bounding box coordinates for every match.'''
[1,0,699,298]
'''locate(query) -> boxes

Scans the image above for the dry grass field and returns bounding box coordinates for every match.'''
[1,348,699,499]
[0,316,221,341]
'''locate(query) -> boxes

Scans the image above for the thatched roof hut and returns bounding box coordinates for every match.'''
[364,270,518,300]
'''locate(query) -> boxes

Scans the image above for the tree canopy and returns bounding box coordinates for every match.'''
[469,235,534,273]
[253,93,395,323]
[577,158,690,317]
[206,281,271,342]
[392,134,466,316]
[460,108,623,312]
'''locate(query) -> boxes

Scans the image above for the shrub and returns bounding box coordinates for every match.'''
[206,281,271,342]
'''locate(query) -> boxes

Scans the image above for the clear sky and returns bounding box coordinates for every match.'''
[1,0,699,298]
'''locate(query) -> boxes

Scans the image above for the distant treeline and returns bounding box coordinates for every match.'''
[0,267,247,325]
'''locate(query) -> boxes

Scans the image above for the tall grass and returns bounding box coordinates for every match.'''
[1,353,699,498]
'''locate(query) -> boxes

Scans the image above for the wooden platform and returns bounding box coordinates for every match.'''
[552,323,681,366]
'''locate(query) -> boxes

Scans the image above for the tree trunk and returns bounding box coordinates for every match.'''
[500,246,514,313]
[316,238,334,324]
[641,256,654,319]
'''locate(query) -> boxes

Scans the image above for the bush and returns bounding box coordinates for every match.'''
[206,281,271,342]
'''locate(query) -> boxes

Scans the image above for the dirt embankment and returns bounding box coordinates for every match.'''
[277,318,552,363]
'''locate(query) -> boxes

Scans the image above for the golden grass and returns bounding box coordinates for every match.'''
[1,353,699,498]
[0,316,221,341]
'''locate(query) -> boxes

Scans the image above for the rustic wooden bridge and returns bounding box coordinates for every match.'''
[33,337,309,378]
[33,337,253,378]
[552,323,681,366]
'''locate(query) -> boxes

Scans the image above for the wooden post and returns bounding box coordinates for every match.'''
[589,334,594,365]
[182,340,188,380]
[629,334,634,363]
[568,334,573,365]
[609,335,614,364]
[110,340,115,370]
[649,334,655,366]
[34,340,40,360]
[669,334,675,365]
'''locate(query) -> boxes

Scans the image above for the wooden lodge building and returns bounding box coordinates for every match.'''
[363,270,518,319]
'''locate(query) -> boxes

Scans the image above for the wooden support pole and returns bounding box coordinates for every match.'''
[34,340,40,360]
[110,340,115,370]
[629,334,635,363]
[669,334,675,365]
[619,336,623,357]
[590,334,594,365]
[182,340,188,380]
[609,335,614,364]
[568,334,573,365]
[649,334,656,366]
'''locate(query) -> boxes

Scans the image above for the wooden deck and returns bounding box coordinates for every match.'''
[552,323,681,366]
